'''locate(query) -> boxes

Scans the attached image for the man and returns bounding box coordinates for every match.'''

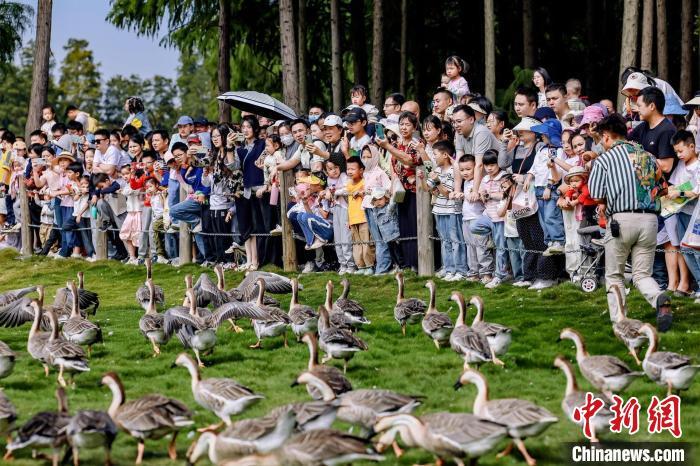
[383,93,405,119]
[432,88,453,121]
[321,114,344,158]
[29,130,48,146]
[401,101,421,120]
[588,114,672,331]
[192,117,212,150]
[629,87,677,176]
[151,129,171,161]
[453,105,500,199]
[65,105,90,129]
[51,123,67,142]
[307,105,324,123]
[170,116,194,149]
[513,86,538,118]
[545,83,573,128]
[276,119,326,171]
[91,129,120,179]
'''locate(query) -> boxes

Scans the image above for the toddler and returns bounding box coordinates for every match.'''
[119,165,144,265]
[459,155,487,282]
[444,56,470,103]
[345,157,375,274]
[324,153,355,274]
[145,177,169,264]
[349,84,379,123]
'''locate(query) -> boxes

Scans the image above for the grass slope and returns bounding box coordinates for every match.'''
[0,249,698,465]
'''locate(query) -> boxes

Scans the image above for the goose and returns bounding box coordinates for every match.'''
[139,279,168,357]
[292,371,421,435]
[101,371,193,464]
[250,278,292,349]
[333,279,370,326]
[553,356,613,442]
[455,369,558,466]
[186,409,297,465]
[449,291,503,369]
[558,327,642,398]
[265,400,338,432]
[0,391,17,447]
[5,387,70,465]
[193,269,230,308]
[0,340,15,379]
[394,271,426,335]
[317,305,368,373]
[66,409,118,466]
[27,300,51,377]
[287,278,317,340]
[212,266,279,331]
[609,285,648,366]
[221,429,384,466]
[61,280,102,356]
[320,281,354,332]
[300,333,352,400]
[0,285,37,328]
[173,352,264,430]
[373,412,508,465]
[230,271,296,302]
[45,306,90,387]
[164,287,217,367]
[639,323,700,395]
[54,272,99,316]
[135,257,165,310]
[421,280,454,349]
[0,285,37,307]
[469,295,512,356]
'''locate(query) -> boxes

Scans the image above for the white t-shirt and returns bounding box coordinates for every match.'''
[350,134,372,155]
[461,179,485,220]
[73,194,91,219]
[528,146,564,187]
[94,146,121,173]
[669,158,700,214]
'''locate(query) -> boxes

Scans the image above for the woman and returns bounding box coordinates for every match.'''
[234,115,267,270]
[377,111,422,270]
[532,67,553,108]
[416,115,451,166]
[123,96,152,136]
[128,133,146,164]
[204,123,241,266]
[486,110,508,139]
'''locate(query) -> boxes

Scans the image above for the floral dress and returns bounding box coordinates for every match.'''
[391,139,424,193]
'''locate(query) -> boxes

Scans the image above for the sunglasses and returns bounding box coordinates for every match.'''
[94,138,107,143]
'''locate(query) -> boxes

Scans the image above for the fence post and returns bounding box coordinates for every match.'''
[178,184,192,265]
[416,166,435,276]
[279,170,297,272]
[18,174,32,257]
[95,224,107,260]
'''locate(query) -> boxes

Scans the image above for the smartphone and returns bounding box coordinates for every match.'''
[305,135,313,144]
[375,123,385,139]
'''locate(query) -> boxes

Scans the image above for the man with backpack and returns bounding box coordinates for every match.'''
[589,114,673,332]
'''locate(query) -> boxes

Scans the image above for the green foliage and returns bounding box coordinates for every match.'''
[0,1,33,63]
[101,74,177,129]
[0,249,697,465]
[497,66,534,123]
[57,38,102,118]
[101,74,142,127]
[145,75,178,128]
[176,53,217,122]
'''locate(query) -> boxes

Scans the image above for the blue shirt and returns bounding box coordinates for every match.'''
[180,166,211,196]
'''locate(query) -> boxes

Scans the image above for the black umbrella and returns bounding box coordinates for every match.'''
[217,91,297,120]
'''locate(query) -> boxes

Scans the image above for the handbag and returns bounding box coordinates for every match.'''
[681,202,700,250]
[391,177,406,204]
[511,183,538,220]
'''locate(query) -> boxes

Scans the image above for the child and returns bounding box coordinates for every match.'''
[342,108,371,158]
[144,177,169,264]
[361,145,403,275]
[498,175,526,286]
[526,119,565,256]
[670,130,700,288]
[459,155,487,282]
[345,157,375,275]
[444,56,470,103]
[38,187,55,252]
[41,105,57,139]
[324,153,356,274]
[426,141,466,281]
[51,154,79,258]
[349,84,379,123]
[559,166,593,280]
[67,175,95,260]
[119,165,144,265]
[472,150,509,288]
[256,134,285,234]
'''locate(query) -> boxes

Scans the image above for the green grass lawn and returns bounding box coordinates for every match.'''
[0,248,698,465]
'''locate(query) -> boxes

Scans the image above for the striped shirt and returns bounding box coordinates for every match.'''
[589,140,660,216]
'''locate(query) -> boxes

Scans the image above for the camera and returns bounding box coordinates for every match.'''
[190,152,212,168]
[235,133,245,143]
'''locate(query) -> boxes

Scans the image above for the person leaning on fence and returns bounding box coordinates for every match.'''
[588,114,673,331]
[344,157,375,275]
[288,175,333,251]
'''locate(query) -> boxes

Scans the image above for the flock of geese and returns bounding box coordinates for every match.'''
[0,260,697,466]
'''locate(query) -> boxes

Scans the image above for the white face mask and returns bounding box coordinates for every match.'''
[281,134,294,147]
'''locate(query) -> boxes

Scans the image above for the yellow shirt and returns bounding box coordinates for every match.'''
[0,150,11,185]
[346,178,366,225]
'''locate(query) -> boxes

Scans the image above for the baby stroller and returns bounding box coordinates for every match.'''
[574,225,606,292]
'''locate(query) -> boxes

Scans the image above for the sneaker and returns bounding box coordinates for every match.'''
[363,267,375,275]
[346,267,358,274]
[353,268,365,275]
[126,257,139,265]
[225,242,244,254]
[464,275,480,282]
[269,225,283,236]
[98,223,110,233]
[53,254,66,260]
[169,258,180,267]
[70,253,82,259]
[435,268,447,278]
[221,262,238,270]
[485,277,503,289]
[302,261,316,273]
[442,272,455,281]
[480,275,493,285]
[451,273,466,281]
[543,241,565,256]
[307,238,326,250]
[156,255,169,264]
[656,294,673,333]
[201,261,214,268]
[528,279,556,290]
[85,256,97,262]
[338,266,347,275]
[512,280,532,288]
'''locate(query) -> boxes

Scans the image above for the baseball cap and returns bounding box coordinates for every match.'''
[163,153,175,164]
[534,107,556,121]
[322,114,343,127]
[512,116,541,132]
[173,116,194,128]
[578,104,607,126]
[343,107,367,123]
[193,116,209,126]
[531,119,563,147]
[186,134,202,144]
[622,72,651,93]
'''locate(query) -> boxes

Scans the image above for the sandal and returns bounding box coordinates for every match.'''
[656,294,673,333]
[673,289,692,298]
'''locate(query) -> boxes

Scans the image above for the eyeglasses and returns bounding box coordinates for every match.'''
[94,138,107,143]
[383,102,398,108]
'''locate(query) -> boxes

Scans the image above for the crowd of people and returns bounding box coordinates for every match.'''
[1,58,699,329]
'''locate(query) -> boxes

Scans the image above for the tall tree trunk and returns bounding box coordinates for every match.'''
[412,0,424,105]
[619,0,639,112]
[522,0,534,68]
[680,0,692,99]
[484,0,495,102]
[640,0,654,70]
[656,0,667,79]
[279,0,300,112]
[399,0,408,95]
[370,0,384,108]
[217,0,231,123]
[330,0,343,111]
[585,0,596,90]
[25,0,52,139]
[350,0,367,86]
[297,0,309,112]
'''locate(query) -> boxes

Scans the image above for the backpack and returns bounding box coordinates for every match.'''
[623,141,663,212]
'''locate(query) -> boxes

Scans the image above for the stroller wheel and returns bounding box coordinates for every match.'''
[580,277,598,293]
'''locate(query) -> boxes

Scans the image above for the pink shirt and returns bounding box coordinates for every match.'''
[59,175,76,207]
[479,171,506,222]
[361,168,390,209]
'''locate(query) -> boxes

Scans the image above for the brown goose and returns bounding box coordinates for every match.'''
[0,285,37,307]
[288,278,317,340]
[421,281,453,349]
[0,390,17,448]
[639,323,700,396]
[0,285,37,329]
[300,333,352,400]
[609,285,648,366]
[139,279,168,357]
[45,306,90,387]
[101,372,193,464]
[66,409,118,466]
[250,278,291,349]
[318,281,353,332]
[54,272,99,316]
[61,280,102,356]
[0,340,16,379]
[26,300,51,377]
[449,292,503,369]
[394,271,426,335]
[469,295,512,356]
[164,288,217,367]
[317,306,368,373]
[135,258,165,310]
[333,279,370,327]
